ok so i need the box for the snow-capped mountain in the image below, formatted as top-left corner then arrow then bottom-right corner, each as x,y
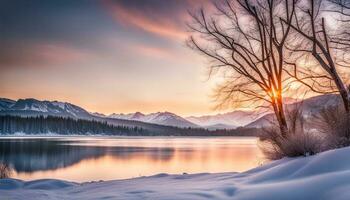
0,98 -> 92,119
187,110 -> 264,127
1,94 -> 340,130
0,98 -> 198,128
109,112 -> 198,128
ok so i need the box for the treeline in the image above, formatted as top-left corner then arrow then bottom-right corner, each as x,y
0,115 -> 258,136
0,115 -> 145,135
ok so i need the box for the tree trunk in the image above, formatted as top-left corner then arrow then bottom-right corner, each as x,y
272,97 -> 289,138
331,71 -> 350,113
277,98 -> 289,138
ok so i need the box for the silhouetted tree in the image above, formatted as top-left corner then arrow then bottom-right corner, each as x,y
188,0 -> 297,137
283,0 -> 350,113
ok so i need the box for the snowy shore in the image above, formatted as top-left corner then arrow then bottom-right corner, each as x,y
2,146 -> 350,200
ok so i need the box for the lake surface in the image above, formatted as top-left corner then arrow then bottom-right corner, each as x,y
0,136 -> 263,182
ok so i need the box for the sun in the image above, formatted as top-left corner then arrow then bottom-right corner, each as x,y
268,88 -> 280,99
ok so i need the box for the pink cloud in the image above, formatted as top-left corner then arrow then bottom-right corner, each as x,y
103,1 -> 189,40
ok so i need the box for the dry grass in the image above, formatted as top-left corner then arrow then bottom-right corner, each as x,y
259,104 -> 350,160
259,105 -> 324,160
0,163 -> 12,179
260,130 -> 324,160
316,106 -> 350,148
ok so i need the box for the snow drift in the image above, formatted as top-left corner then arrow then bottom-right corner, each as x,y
2,146 -> 350,200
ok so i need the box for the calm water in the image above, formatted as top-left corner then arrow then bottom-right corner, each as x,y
0,136 -> 263,182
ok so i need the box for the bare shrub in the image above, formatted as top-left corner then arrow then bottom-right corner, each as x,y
316,106 -> 350,148
0,163 -> 12,179
259,106 -> 324,160
260,130 -> 324,160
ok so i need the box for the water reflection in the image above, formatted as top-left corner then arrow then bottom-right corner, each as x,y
0,139 -> 175,172
0,137 -> 262,182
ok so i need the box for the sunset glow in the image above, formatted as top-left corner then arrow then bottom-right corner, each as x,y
2,1 -> 350,199
0,0 -> 218,116
0,0 -> 321,116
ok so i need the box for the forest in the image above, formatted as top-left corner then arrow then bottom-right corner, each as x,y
0,115 -> 256,136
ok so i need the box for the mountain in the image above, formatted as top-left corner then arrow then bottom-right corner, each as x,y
185,98 -> 299,128
245,114 -> 275,128
245,94 -> 342,128
1,94 -> 339,132
0,98 -> 199,132
0,98 -> 92,119
109,112 -> 198,128
187,110 -> 264,127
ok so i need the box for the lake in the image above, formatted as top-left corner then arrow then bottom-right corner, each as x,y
0,136 -> 263,182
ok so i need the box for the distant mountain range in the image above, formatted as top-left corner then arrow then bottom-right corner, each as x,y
0,98 -> 200,128
186,110 -> 264,128
245,94 -> 342,128
108,112 -> 198,128
0,98 -> 201,135
0,94 -> 341,131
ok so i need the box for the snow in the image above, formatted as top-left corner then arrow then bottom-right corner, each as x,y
109,113 -> 135,120
109,112 -> 179,122
141,112 -> 184,123
22,104 -> 49,112
2,146 -> 350,199
51,102 -> 66,110
64,105 -> 78,117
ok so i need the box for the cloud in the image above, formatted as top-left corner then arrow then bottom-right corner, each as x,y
0,41 -> 95,68
103,0 -> 190,40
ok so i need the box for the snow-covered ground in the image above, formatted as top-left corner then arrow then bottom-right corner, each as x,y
2,146 -> 350,200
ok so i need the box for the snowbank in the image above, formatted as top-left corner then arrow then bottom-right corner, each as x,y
2,146 -> 350,200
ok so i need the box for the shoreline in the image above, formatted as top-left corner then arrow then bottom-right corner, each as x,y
2,147 -> 350,200
0,134 -> 258,138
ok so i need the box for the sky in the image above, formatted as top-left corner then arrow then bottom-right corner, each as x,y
0,0 -> 226,116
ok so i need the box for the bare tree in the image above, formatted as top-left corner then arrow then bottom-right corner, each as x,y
282,0 -> 350,113
188,0 -> 296,137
